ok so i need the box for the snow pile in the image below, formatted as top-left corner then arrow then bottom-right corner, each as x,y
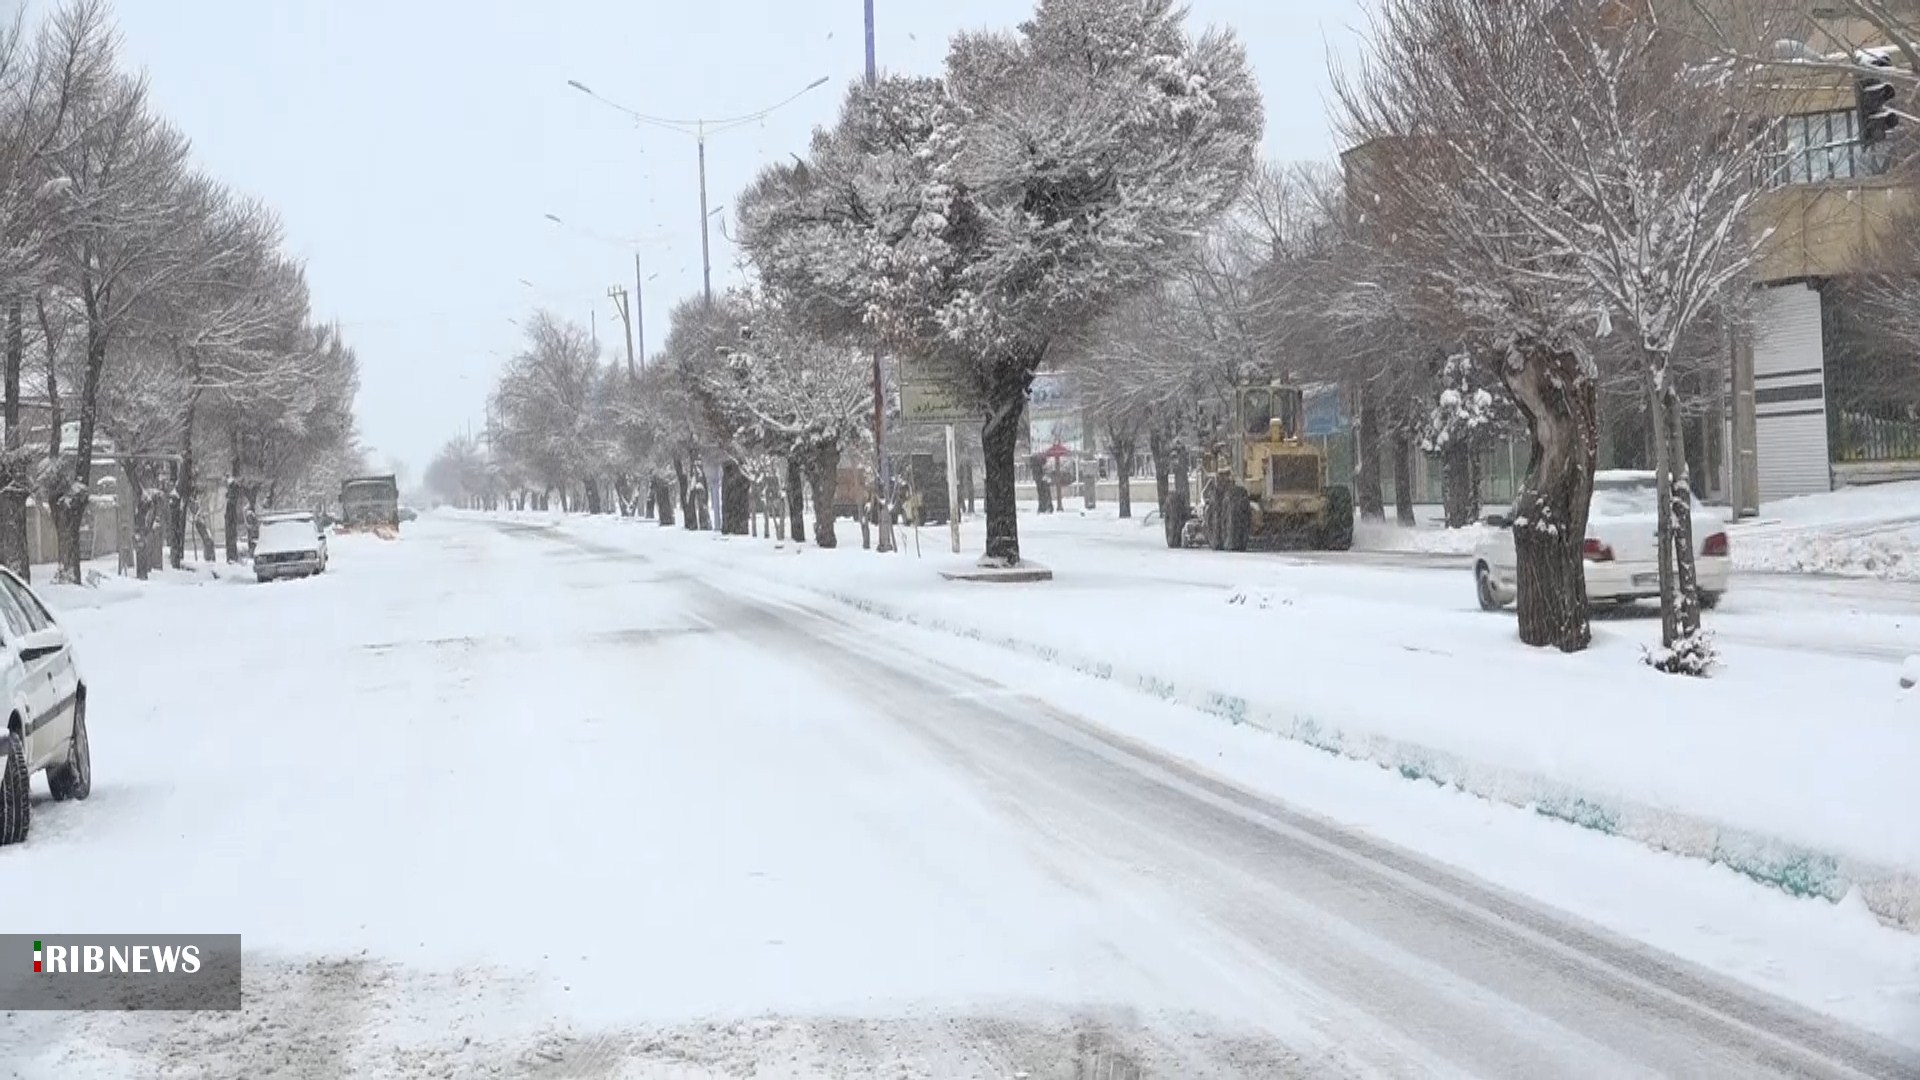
1736,481 -> 1920,580
1355,518 -> 1494,555
1736,525 -> 1920,580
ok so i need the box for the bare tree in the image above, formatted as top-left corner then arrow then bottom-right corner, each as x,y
41,31 -> 193,581
1336,0 -> 1607,652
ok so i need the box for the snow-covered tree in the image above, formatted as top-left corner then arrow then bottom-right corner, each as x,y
741,0 -> 1262,567
1337,0 -> 1610,653
488,312 -> 603,511
696,291 -> 871,547
1416,352 -> 1516,529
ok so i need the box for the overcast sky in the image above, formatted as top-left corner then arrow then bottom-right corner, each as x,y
108,0 -> 1367,475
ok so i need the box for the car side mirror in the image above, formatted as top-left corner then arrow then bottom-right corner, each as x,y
18,627 -> 65,662
1483,513 -> 1510,529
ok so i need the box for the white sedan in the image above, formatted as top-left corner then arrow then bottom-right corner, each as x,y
255,511 -> 330,582
0,566 -> 89,845
1474,470 -> 1731,612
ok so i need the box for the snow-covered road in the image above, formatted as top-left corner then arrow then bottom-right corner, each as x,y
3,515 -> 1914,1078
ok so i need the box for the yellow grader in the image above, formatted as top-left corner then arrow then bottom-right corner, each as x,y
1163,383 -> 1353,552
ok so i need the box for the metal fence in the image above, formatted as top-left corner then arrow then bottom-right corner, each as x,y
1831,410 -> 1920,463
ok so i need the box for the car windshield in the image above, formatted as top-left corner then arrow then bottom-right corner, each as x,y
1591,478 -> 1712,519
1590,480 -> 1659,518
256,520 -> 317,552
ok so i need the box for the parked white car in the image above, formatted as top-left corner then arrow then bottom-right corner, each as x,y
1473,469 -> 1731,612
255,511 -> 329,582
0,567 -> 89,845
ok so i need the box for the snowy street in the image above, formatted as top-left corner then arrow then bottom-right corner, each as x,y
5,515 -> 1916,1078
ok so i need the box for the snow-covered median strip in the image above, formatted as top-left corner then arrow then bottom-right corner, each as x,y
796,583 -> 1919,931
1732,480 -> 1920,580
549,513 -> 1920,933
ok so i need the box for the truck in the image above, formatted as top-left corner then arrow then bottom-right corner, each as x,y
339,475 -> 401,532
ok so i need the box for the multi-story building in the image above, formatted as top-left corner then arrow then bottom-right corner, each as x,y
1735,9 -> 1920,508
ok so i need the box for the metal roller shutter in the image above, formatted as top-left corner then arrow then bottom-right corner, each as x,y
1752,283 -> 1831,501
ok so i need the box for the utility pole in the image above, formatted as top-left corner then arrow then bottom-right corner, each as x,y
698,126 -> 713,307
607,285 -> 635,377
634,252 -> 647,370
866,0 -> 896,553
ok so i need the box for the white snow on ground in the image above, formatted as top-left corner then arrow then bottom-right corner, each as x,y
1,519 -> 1345,1077
1734,480 -> 1920,580
10,510 -> 1920,1073
557,509 -> 1920,921
536,510 -> 1920,1049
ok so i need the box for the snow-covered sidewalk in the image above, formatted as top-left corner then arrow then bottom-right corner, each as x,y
1730,480 -> 1920,581
554,508 -> 1920,931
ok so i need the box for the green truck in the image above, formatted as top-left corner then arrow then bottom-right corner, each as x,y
339,474 -> 401,531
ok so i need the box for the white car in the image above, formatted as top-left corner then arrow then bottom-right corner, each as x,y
255,511 -> 329,582
1474,469 -> 1731,612
0,567 -> 89,845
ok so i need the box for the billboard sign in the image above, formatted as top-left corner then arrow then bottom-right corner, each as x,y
1028,372 -> 1084,455
900,379 -> 975,426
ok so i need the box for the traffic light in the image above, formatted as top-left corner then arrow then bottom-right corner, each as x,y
1857,53 -> 1900,145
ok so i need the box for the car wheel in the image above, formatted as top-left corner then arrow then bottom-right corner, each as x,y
1475,562 -> 1505,612
0,728 -> 28,845
1699,591 -> 1722,610
47,695 -> 89,802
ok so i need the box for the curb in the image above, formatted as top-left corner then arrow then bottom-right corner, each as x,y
586,520 -> 1920,932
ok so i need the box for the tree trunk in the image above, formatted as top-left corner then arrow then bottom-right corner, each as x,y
1354,382 -> 1386,521
1111,432 -> 1137,519
721,461 -> 750,535
785,455 -> 807,545
1148,421 -> 1172,514
1029,454 -> 1052,513
224,475 -> 241,563
57,328 -> 108,585
672,456 -> 695,530
808,445 -> 840,549
1172,442 -> 1191,506
982,388 -> 1029,566
169,392 -> 197,569
654,476 -> 676,526
1648,364 -> 1704,666
0,302 -> 26,579
1441,440 -> 1475,529
1504,341 -> 1598,652
1391,408 -> 1416,528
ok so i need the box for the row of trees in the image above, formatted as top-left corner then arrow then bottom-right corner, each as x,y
0,0 -> 362,582
446,0 -> 1913,676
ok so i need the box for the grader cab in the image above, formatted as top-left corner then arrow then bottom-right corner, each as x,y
1163,383 -> 1353,552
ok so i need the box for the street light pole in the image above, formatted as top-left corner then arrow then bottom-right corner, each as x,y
635,253 -> 647,369
865,0 -> 896,553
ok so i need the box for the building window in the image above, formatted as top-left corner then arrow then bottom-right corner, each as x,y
1778,109 -> 1890,185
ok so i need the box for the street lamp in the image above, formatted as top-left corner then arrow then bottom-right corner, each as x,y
567,75 -> 830,306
